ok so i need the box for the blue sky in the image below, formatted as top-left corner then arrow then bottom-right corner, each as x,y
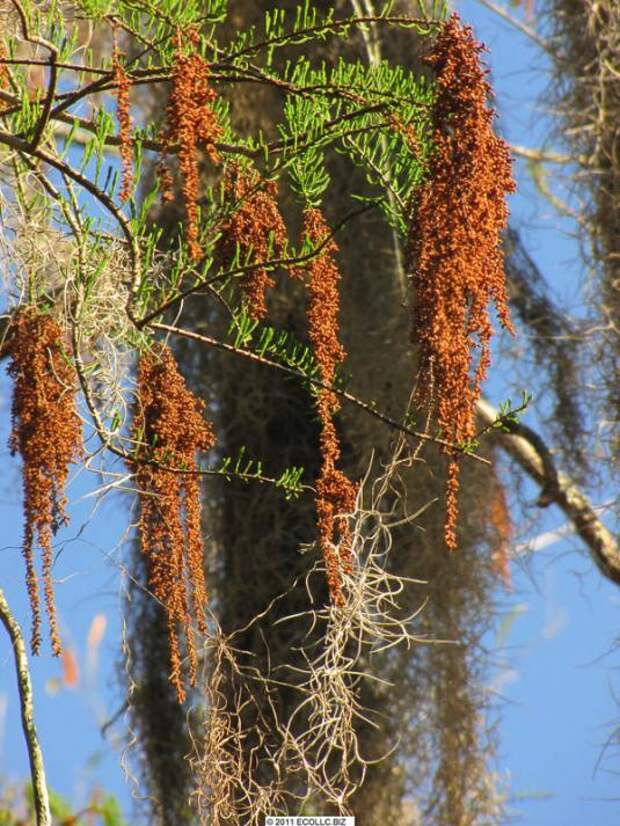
460,1 -> 620,822
1,2 -> 619,823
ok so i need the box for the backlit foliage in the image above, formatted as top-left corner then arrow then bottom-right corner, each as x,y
0,0 -> 509,693
408,14 -> 515,549
0,0 -> 509,698
130,345 -> 215,702
0,1 -> 522,821
7,309 -> 83,656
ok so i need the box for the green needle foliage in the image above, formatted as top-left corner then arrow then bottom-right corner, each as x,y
0,2 -> 522,825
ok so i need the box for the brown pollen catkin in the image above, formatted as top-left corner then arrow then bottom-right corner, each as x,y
7,309 -> 83,656
130,344 -> 215,702
408,14 -> 515,549
218,165 -> 287,321
112,42 -> 134,202
160,29 -> 222,261
298,208 -> 357,604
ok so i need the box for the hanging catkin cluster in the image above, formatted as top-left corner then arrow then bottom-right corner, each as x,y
131,345 -> 215,702
408,14 -> 515,549
218,164 -> 287,320
7,309 -> 83,656
160,29 -> 222,261
299,208 -> 357,604
112,42 -> 133,202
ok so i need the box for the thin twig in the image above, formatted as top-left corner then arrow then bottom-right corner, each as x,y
152,321 -> 491,465
224,14 -> 441,62
476,397 -> 620,584
474,0 -> 553,54
8,0 -> 59,151
136,205 -> 374,328
510,143 -> 588,166
0,587 -> 51,826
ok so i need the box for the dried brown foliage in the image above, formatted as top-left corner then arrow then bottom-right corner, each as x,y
7,308 -> 83,656
488,477 -> 512,590
389,113 -> 421,157
408,14 -> 515,549
298,208 -> 357,604
218,165 -> 287,320
0,42 -> 9,95
112,42 -> 134,202
160,29 -> 222,261
130,344 -> 216,702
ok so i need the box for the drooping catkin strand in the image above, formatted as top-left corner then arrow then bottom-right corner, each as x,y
112,43 -> 134,202
218,165 -> 287,321
297,208 -> 357,604
488,476 -> 512,590
160,28 -> 222,261
408,14 -> 515,549
130,344 -> 215,702
0,41 -> 9,95
7,308 -> 83,656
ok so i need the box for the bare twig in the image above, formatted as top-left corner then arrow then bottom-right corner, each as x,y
0,587 -> 51,826
224,13 -> 440,62
476,397 -> 620,584
8,0 -> 59,151
474,0 -> 553,53
510,143 -> 588,166
152,321 -> 491,465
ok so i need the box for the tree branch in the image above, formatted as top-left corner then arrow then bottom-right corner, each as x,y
152,321 -> 491,465
476,397 -> 620,584
510,143 -> 589,166
0,588 -> 51,826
